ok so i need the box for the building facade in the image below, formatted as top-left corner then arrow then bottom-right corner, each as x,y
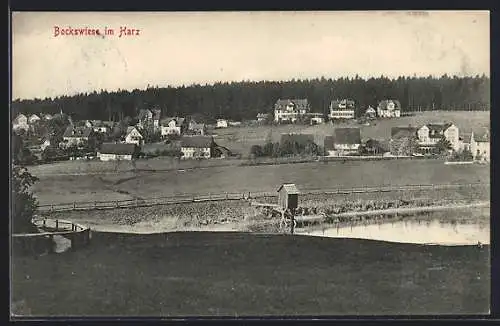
417,123 -> 460,152
470,130 -> 490,161
180,136 -> 215,159
274,99 -> 311,123
97,143 -> 137,161
125,126 -> 144,146
377,100 -> 401,118
328,99 -> 356,120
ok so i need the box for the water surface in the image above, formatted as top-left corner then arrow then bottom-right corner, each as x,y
297,219 -> 490,246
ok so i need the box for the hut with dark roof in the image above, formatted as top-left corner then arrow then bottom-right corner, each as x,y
277,183 -> 300,212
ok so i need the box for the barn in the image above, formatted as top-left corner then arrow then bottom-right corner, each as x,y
97,143 -> 138,161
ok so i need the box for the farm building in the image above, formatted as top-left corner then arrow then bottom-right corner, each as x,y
390,126 -> 418,156
186,122 -> 207,136
97,143 -> 138,161
216,119 -> 228,128
324,128 -> 361,156
377,100 -> 401,118
12,113 -> 29,132
417,123 -> 460,153
470,128 -> 490,162
277,183 -> 300,212
309,112 -> 325,125
364,106 -> 377,119
180,136 -> 215,159
161,117 -> 187,136
328,99 -> 356,120
62,126 -> 94,147
274,99 -> 311,123
125,126 -> 144,146
28,114 -> 41,124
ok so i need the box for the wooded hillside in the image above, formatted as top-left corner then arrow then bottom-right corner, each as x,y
12,75 -> 490,122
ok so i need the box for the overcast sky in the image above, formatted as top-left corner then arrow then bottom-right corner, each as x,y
12,11 -> 489,100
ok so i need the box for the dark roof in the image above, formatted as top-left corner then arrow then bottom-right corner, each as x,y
425,123 -> 454,139
378,99 -> 402,110
161,117 -> 185,126
324,135 -> 336,150
277,183 -> 300,194
280,133 -> 315,146
126,126 -> 142,136
330,99 -> 356,109
334,128 -> 361,145
63,126 -> 93,138
391,126 -> 417,139
274,99 -> 310,111
99,143 -> 137,155
180,136 -> 214,148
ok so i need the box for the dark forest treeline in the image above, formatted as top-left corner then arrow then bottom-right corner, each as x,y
12,75 -> 490,122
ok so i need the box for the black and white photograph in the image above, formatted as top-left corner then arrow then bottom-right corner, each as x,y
10,11 -> 490,317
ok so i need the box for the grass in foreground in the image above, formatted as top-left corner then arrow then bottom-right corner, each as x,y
12,232 -> 490,316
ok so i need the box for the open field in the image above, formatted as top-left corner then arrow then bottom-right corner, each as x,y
11,232 -> 490,316
32,159 -> 489,205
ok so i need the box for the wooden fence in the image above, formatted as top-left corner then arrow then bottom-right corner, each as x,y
12,218 -> 91,256
36,182 -> 489,213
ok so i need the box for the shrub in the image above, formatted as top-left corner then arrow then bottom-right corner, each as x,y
12,166 -> 39,233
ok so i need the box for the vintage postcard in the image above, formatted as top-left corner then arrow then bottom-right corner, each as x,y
10,11 -> 490,317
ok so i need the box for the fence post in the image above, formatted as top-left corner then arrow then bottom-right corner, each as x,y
55,220 -> 59,231
226,192 -> 228,200
43,219 -> 46,228
115,201 -> 119,208
73,202 -> 76,210
94,201 -> 97,209
136,198 -> 139,207
50,204 -> 54,212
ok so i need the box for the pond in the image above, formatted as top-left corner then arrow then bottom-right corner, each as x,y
296,219 -> 490,246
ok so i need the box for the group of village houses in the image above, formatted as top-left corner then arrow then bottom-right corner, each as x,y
263,98 -> 489,161
12,109 -> 226,161
12,97 -> 490,162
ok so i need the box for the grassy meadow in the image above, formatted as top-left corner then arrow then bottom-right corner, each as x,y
31,159 -> 489,205
11,232 -> 490,316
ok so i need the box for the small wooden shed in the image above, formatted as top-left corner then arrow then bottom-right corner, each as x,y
277,183 -> 300,212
